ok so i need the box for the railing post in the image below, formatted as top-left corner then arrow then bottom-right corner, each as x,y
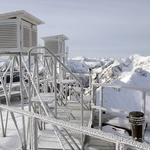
35,54 -> 40,93
30,117 -> 38,150
141,91 -> 146,114
0,109 -> 5,137
99,86 -> 103,129
92,85 -> 97,105
89,68 -> 92,95
54,58 -> 57,118
115,142 -> 119,150
19,54 -> 26,150
117,143 -> 124,150
43,56 -> 48,93
81,85 -> 84,149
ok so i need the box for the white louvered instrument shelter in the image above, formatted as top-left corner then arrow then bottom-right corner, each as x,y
41,34 -> 69,57
0,10 -> 44,53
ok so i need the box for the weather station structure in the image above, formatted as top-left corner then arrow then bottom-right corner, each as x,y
0,10 -> 44,53
0,10 -> 44,106
42,34 -> 69,56
0,10 -> 45,150
0,10 -> 90,150
0,10 -> 149,150
41,34 -> 69,81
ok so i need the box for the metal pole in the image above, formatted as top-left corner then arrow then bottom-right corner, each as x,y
89,68 -> 92,95
43,57 -> 48,92
8,56 -> 15,102
116,143 -> 124,150
92,85 -> 97,105
63,128 -> 80,150
32,56 -> 37,96
3,56 -> 15,136
4,111 -> 9,136
54,58 -> 57,118
35,55 -> 40,93
0,74 -> 23,147
27,53 -> 32,149
80,85 -> 84,149
141,90 -> 146,141
141,91 -> 146,114
22,57 -> 48,116
99,86 -> 103,129
19,54 -> 26,150
31,117 -> 38,150
0,109 -> 5,137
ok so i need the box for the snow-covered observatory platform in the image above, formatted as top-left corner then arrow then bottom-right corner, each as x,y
0,10 -> 149,150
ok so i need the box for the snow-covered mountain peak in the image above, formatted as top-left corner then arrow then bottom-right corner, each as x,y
68,53 -> 150,86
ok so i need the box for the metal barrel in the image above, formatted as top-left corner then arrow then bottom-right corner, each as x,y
129,111 -> 145,142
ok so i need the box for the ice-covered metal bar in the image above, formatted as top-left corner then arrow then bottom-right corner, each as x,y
0,104 -> 149,150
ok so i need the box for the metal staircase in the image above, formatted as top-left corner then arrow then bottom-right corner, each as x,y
25,46 -> 87,149
0,47 -> 91,150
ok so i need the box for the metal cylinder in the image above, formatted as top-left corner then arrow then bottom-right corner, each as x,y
129,111 -> 144,142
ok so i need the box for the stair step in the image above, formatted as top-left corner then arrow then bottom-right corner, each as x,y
38,127 -> 82,150
61,79 -> 77,84
38,148 -> 62,150
72,87 -> 81,93
67,101 -> 81,109
38,130 -> 62,149
85,137 -> 115,150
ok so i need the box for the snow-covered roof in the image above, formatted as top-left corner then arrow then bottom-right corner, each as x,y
0,10 -> 44,25
41,34 -> 69,41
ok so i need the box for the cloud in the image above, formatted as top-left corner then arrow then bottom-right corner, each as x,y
1,0 -> 150,58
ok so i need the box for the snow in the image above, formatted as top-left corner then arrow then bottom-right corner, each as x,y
69,54 -> 150,141
1,54 -> 150,149
68,59 -> 89,73
0,110 -> 24,150
83,54 -> 150,138
102,125 -> 130,137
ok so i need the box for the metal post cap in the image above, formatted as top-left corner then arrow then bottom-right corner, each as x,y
129,111 -> 144,118
129,111 -> 144,125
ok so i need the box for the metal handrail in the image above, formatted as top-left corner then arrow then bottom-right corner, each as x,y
93,83 -> 150,92
22,56 -> 76,149
92,83 -> 150,129
0,104 -> 149,150
27,46 -> 84,148
28,46 -> 84,126
28,47 -> 82,86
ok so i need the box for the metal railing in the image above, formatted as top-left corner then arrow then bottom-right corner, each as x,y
27,47 -> 84,148
0,49 -> 85,149
0,104 -> 150,150
0,58 -> 150,149
28,46 -> 84,126
92,83 -> 150,130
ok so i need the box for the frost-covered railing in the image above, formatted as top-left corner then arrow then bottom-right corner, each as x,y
28,46 -> 84,125
92,83 -> 150,129
27,46 -> 84,147
0,104 -> 150,150
71,67 -> 93,85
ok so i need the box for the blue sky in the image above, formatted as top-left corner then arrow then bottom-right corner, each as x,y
0,0 -> 150,59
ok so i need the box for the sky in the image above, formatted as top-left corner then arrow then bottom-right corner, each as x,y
0,0 -> 150,59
